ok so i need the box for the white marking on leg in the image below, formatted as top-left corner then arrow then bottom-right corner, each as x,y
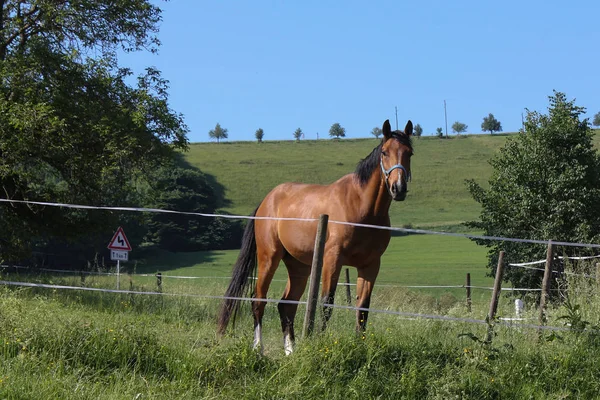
253,324 -> 263,354
283,332 -> 294,356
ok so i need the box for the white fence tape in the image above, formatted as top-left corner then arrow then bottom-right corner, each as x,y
0,279 -> 574,332
2,198 -> 600,248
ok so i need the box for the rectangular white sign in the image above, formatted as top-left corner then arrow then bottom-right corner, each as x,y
110,250 -> 129,262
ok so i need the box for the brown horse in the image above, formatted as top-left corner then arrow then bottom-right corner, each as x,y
217,119 -> 413,355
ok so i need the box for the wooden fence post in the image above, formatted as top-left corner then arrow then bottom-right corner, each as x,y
156,272 -> 162,293
303,214 -> 329,338
466,273 -> 472,313
345,268 -> 352,306
538,240 -> 554,329
486,251 -> 505,343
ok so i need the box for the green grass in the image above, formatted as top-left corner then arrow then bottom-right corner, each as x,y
2,269 -> 600,399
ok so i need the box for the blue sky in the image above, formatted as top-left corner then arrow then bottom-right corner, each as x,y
119,0 -> 599,142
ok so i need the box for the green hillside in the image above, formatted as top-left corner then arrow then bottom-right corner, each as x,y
183,131 -> 600,231
183,134 -> 505,230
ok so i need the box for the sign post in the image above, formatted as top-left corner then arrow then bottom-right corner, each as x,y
107,227 -> 132,290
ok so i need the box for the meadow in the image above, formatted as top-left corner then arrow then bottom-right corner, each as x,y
3,131 -> 600,398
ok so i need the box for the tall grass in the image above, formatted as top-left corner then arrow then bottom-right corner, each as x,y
2,264 -> 600,399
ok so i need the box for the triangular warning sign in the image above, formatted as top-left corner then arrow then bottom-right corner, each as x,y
107,226 -> 132,251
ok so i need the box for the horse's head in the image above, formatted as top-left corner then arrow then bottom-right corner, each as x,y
380,119 -> 413,201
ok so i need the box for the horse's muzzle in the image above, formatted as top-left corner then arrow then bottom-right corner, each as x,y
391,182 -> 407,201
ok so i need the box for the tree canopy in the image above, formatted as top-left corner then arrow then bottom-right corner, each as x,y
414,124 -> 423,137
452,121 -> 468,134
255,128 -> 264,143
593,112 -> 600,127
293,128 -> 303,141
0,1 -> 189,263
209,123 -> 228,143
329,122 -> 345,139
466,91 -> 600,289
371,126 -> 382,139
481,113 -> 502,134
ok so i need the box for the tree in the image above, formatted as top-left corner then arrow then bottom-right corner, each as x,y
371,126 -> 382,139
255,128 -> 264,143
293,128 -> 303,141
436,127 -> 444,138
329,122 -> 346,139
209,123 -> 228,143
414,124 -> 423,137
0,0 -> 189,263
452,121 -> 468,134
481,113 -> 502,134
593,112 -> 600,127
146,166 -> 243,252
466,91 -> 600,289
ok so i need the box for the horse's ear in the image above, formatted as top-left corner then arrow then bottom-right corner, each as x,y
382,119 -> 392,140
404,120 -> 413,136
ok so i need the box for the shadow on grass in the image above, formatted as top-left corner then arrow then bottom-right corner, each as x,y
126,247 -> 223,275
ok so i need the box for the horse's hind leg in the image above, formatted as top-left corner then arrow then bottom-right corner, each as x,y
278,255 -> 310,355
253,244 -> 284,354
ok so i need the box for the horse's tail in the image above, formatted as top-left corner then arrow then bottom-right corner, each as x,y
217,207 -> 259,336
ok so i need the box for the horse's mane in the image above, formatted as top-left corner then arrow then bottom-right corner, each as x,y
355,132 -> 413,186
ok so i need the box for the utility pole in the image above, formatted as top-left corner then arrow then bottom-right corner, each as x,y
521,112 -> 525,132
395,106 -> 398,130
444,100 -> 448,138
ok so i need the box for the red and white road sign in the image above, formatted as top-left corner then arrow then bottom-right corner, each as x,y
107,226 -> 132,251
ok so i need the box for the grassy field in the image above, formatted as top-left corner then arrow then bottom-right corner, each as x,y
184,131 -> 600,230
3,132 -> 600,398
1,268 -> 600,399
183,134 -> 508,230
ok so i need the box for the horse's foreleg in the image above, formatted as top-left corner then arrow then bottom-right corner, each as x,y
356,261 -> 380,333
320,255 -> 342,331
279,256 -> 310,355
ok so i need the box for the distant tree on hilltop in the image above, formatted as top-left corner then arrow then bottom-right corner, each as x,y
481,113 -> 502,134
371,126 -> 382,139
329,123 -> 346,139
414,124 -> 423,137
255,128 -> 264,143
294,128 -> 303,141
209,123 -> 228,143
436,127 -> 443,138
593,112 -> 600,127
452,121 -> 468,134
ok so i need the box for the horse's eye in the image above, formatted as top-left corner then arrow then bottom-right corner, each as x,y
382,151 -> 387,157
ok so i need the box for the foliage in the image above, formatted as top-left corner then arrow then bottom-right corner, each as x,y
452,121 -> 468,134
593,111 -> 600,127
255,128 -> 264,143
481,113 -> 502,134
371,126 -> 382,139
436,127 -> 444,138
414,123 -> 423,137
0,0 -> 188,263
293,127 -> 303,141
329,122 -> 346,138
466,91 -> 600,288
145,166 -> 243,252
209,123 -> 228,143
